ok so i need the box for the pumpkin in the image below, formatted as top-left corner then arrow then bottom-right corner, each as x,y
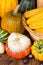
31,40 -> 43,61
5,33 -> 31,59
0,0 -> 18,17
0,29 -> 9,43
19,0 -> 35,13
1,12 -> 25,33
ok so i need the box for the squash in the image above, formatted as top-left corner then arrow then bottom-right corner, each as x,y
0,42 -> 5,54
24,7 -> 43,18
1,12 -> 25,33
19,0 -> 35,13
0,0 -> 18,17
5,33 -> 31,59
26,12 -> 43,29
0,29 -> 9,43
31,40 -> 43,61
35,28 -> 43,34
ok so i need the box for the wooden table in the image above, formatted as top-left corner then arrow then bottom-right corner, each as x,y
0,53 -> 40,65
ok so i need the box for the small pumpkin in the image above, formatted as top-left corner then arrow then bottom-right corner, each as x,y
1,11 -> 25,33
0,0 -> 18,17
31,40 -> 43,61
5,33 -> 31,58
19,0 -> 35,13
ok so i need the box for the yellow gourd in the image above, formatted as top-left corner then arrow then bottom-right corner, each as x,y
31,40 -> 43,61
0,0 -> 18,17
24,7 -> 43,18
35,28 -> 43,34
26,12 -> 43,29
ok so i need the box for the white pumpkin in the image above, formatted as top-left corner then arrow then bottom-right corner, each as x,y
8,33 -> 31,53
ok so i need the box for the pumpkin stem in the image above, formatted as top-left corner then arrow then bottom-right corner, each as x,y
13,4 -> 20,14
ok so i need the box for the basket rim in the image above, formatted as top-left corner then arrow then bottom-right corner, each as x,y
22,14 -> 43,40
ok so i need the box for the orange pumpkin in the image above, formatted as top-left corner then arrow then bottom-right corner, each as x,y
1,12 -> 25,33
0,0 -> 18,17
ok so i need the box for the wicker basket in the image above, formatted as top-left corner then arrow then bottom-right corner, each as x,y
22,15 -> 43,41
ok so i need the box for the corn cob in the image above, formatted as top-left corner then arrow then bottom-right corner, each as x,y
24,7 -> 43,18
26,12 -> 43,29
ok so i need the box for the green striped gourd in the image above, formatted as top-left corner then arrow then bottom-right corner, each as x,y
0,29 -> 9,43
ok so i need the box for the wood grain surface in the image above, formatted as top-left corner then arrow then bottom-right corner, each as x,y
0,53 -> 40,65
